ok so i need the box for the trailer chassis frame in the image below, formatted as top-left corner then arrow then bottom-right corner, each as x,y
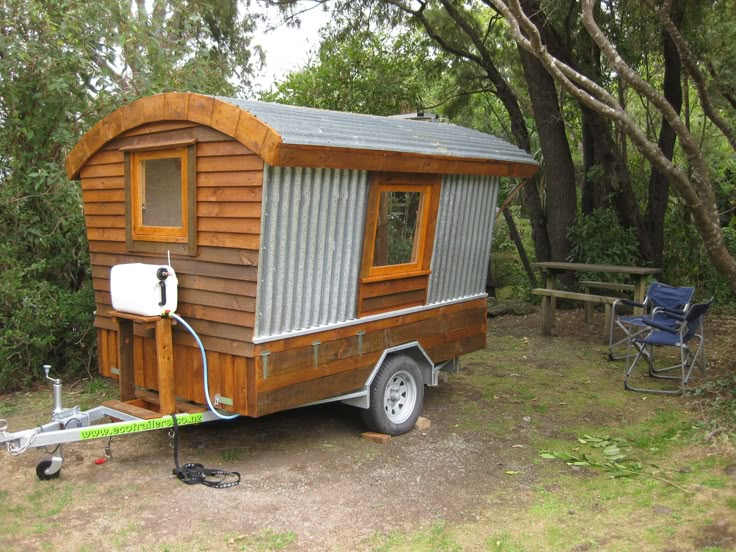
0,366 -> 221,479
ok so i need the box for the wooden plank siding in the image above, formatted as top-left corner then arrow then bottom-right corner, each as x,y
96,328 -> 251,413
357,274 -> 430,316
81,121 -> 263,412
252,297 -> 487,416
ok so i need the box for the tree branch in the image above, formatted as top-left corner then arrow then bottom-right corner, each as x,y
489,0 -> 703,209
578,0 -> 717,209
643,0 -> 736,152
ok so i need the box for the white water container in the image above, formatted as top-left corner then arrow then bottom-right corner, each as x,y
110,263 -> 178,316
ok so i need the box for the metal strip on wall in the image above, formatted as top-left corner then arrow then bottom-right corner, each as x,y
427,174 -> 500,304
255,165 -> 368,339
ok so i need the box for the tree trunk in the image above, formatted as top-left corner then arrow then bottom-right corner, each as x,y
581,107 -> 610,213
482,61 -> 551,263
518,47 -> 577,262
646,0 -> 685,268
490,0 -> 736,293
584,109 -> 656,261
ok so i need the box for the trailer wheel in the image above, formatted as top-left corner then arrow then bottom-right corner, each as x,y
36,460 -> 60,481
362,354 -> 424,436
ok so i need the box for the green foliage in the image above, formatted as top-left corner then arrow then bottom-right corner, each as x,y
540,434 -> 637,475
0,0 -> 258,391
0,267 -> 95,390
663,206 -> 736,304
260,26 -> 443,115
540,434 -> 692,492
567,209 -> 642,282
491,207 -> 535,300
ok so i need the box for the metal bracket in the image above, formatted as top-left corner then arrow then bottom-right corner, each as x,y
110,366 -> 120,376
44,449 -> 64,477
260,350 -> 271,379
357,331 -> 365,356
215,394 -> 233,407
312,341 -> 320,368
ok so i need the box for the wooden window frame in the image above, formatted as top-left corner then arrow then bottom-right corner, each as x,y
360,173 -> 441,283
125,146 -> 197,256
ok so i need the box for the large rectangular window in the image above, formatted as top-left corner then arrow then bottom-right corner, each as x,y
125,146 -> 196,255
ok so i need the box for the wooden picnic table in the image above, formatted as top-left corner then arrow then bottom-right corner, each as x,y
531,262 -> 661,336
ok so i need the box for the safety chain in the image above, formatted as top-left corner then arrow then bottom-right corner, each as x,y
6,426 -> 40,456
170,414 -> 240,489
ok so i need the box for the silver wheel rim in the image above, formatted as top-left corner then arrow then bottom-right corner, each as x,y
382,369 -> 417,425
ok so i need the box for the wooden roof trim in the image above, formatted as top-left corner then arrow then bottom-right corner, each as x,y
66,92 -> 282,179
271,143 -> 538,178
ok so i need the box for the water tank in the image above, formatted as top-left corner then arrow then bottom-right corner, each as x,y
110,263 -> 178,316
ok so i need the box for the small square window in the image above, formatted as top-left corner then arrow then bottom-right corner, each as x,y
140,156 -> 183,228
360,174 -> 440,280
125,146 -> 196,255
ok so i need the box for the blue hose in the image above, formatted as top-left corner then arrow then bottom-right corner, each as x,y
169,313 -> 239,420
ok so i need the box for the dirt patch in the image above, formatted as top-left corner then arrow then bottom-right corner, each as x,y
1,306 -> 734,551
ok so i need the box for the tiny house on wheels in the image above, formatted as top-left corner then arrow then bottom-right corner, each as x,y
68,92 -> 537,435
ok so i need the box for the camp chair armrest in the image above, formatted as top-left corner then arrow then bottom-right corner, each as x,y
643,318 -> 682,333
651,306 -> 686,320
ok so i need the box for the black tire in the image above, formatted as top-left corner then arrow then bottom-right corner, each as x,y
361,354 -> 424,436
36,460 -> 60,481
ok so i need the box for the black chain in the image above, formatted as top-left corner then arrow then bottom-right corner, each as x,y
170,414 -> 240,489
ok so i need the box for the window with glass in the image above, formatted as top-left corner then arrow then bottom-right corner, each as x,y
361,175 -> 440,280
373,189 -> 422,268
126,146 -> 196,254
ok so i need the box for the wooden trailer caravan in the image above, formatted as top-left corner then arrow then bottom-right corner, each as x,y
67,92 -> 537,434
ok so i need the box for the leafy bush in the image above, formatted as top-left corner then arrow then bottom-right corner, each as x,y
663,207 -> 736,305
490,207 -> 535,299
0,172 -> 96,391
0,269 -> 95,390
567,209 -> 642,282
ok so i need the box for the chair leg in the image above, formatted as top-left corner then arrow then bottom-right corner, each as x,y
624,344 -> 646,391
609,323 -> 651,362
624,343 -> 685,396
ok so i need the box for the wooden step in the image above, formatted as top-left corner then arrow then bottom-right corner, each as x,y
102,399 -> 162,420
135,389 -> 207,414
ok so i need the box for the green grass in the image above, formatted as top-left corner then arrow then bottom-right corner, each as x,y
225,529 -> 297,551
369,521 -> 462,552
221,447 -> 246,461
110,523 -> 141,549
378,329 -> 736,552
2,315 -> 734,552
484,532 -> 528,552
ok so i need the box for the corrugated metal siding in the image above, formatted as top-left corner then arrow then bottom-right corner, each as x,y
428,175 -> 500,304
217,97 -> 536,167
255,165 -> 368,338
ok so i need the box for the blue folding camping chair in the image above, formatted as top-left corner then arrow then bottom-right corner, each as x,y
608,282 -> 694,361
623,298 -> 712,395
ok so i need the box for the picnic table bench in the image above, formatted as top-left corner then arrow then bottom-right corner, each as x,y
531,262 -> 661,336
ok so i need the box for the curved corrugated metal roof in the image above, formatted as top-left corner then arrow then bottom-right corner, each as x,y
66,93 -> 538,179
217,97 -> 537,167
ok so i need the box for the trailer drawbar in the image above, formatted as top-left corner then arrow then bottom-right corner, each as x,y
0,312 -> 240,487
